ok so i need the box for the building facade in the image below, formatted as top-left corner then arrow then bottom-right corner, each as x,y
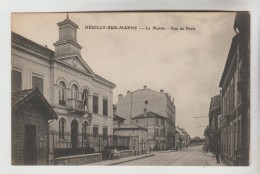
115,86 -> 176,149
131,111 -> 167,150
114,124 -> 149,154
12,88 -> 58,165
11,16 -> 116,153
176,126 -> 190,149
208,94 -> 221,153
219,12 -> 250,166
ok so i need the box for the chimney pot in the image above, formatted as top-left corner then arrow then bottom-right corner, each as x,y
143,85 -> 147,89
160,89 -> 164,93
127,91 -> 130,94
118,94 -> 123,102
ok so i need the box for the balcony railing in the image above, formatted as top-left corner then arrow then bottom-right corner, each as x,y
67,99 -> 86,114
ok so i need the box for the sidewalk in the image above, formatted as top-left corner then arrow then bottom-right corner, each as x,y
85,153 -> 155,166
204,153 -> 226,166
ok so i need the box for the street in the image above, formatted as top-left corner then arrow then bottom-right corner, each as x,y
115,145 -> 225,166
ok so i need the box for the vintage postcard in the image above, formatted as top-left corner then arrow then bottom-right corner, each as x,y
11,11 -> 250,166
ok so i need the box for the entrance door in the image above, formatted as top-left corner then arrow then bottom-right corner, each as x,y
71,120 -> 78,149
24,124 -> 37,165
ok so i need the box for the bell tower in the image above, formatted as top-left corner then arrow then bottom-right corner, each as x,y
53,14 -> 82,59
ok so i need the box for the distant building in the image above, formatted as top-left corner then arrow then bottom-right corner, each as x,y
176,126 -> 190,149
219,12 -> 250,166
113,123 -> 149,154
208,94 -> 221,153
131,110 -> 167,150
113,115 -> 126,128
116,86 -> 176,149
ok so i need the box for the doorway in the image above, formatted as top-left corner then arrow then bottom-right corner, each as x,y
71,120 -> 78,149
24,124 -> 37,165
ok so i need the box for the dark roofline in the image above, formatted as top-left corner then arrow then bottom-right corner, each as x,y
12,32 -> 54,59
114,123 -> 147,131
219,34 -> 239,88
113,114 -> 126,121
131,111 -> 166,120
12,87 -> 58,120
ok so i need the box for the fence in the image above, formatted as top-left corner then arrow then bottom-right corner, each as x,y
50,131 -> 134,157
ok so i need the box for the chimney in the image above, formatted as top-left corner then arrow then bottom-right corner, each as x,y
144,108 -> 147,117
143,85 -> 147,89
169,95 -> 171,100
118,94 -> 123,102
127,91 -> 130,94
160,89 -> 164,93
172,98 -> 174,104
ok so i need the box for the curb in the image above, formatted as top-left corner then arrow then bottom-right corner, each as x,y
109,154 -> 155,165
155,150 -> 176,153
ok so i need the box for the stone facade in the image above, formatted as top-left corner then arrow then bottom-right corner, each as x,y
114,124 -> 149,154
219,12 -> 250,166
116,86 -> 176,150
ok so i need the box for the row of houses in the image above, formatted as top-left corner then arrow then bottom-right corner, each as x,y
204,12 -> 250,166
11,15 -> 190,165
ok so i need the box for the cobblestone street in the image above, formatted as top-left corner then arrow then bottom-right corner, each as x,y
115,145 -> 225,166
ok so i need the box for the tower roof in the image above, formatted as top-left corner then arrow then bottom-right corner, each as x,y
57,14 -> 79,28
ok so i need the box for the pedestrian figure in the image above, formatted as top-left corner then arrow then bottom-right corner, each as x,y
215,146 -> 221,164
113,148 -> 119,160
202,145 -> 206,155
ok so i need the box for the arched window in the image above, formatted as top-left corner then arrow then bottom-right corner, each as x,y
71,84 -> 79,100
59,118 -> 66,139
59,81 -> 66,106
82,121 -> 88,140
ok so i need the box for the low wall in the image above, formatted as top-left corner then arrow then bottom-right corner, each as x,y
119,150 -> 134,158
55,153 -> 102,165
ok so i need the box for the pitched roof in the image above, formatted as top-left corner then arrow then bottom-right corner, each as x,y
114,123 -> 147,130
209,94 -> 221,113
12,87 -> 58,120
131,111 -> 166,120
113,114 -> 126,121
12,32 -> 54,59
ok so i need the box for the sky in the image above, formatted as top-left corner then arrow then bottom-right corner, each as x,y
12,12 -> 236,138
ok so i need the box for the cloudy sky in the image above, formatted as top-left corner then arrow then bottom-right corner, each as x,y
12,12 -> 236,138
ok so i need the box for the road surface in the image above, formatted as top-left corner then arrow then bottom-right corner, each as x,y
116,145 -> 225,166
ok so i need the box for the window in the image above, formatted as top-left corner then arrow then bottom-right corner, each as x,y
32,74 -> 43,94
145,100 -> 148,104
155,128 -> 159,136
59,118 -> 66,139
93,95 -> 99,114
103,98 -> 108,116
103,127 -> 108,136
82,121 -> 88,140
71,84 -> 79,100
93,126 -> 99,136
161,119 -> 165,126
136,120 -> 138,123
161,129 -> 165,136
59,81 -> 66,106
12,69 -> 22,92
156,118 -> 159,125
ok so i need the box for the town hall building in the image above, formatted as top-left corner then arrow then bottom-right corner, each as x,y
11,15 -> 116,160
